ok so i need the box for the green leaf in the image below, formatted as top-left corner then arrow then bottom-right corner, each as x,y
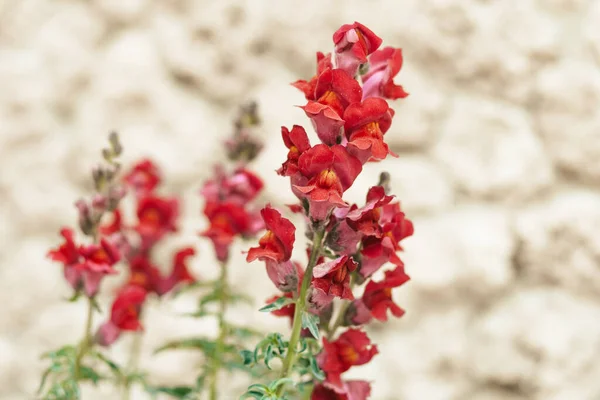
264,344 -> 274,369
240,350 -> 255,365
37,367 -> 52,394
227,293 -> 254,305
301,312 -> 320,340
171,280 -> 215,297
42,345 -> 77,360
91,351 -> 122,377
268,377 -> 295,391
65,291 -> 81,303
155,338 -> 216,355
240,390 -> 265,400
259,296 -> 293,313
90,298 -> 102,313
228,325 -> 262,338
148,386 -> 194,398
79,365 -> 103,384
246,383 -> 269,394
309,356 -> 325,381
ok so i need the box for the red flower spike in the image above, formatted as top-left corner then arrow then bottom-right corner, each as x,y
312,256 -> 357,300
292,52 -> 333,100
344,98 -> 395,164
136,195 -> 179,246
96,285 -> 147,346
295,145 -> 362,221
301,102 -> 345,146
333,22 -> 382,77
362,47 -> 408,100
278,125 -> 311,177
346,186 -> 395,237
314,68 -> 363,118
246,205 -> 295,263
312,381 -> 372,400
123,159 -> 161,195
361,266 -> 409,322
317,328 -> 378,392
202,201 -> 262,262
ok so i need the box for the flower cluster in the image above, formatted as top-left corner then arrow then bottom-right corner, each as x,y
95,159 -> 197,346
245,21 -> 412,399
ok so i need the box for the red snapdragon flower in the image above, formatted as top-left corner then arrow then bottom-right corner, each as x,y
247,206 -> 300,291
160,247 -> 196,295
136,195 -> 179,246
278,125 -> 311,177
318,328 -> 378,392
202,201 -> 263,262
292,52 -> 333,100
302,68 -> 363,146
333,22 -> 382,77
127,255 -> 164,294
76,239 -> 121,297
201,167 -> 264,205
362,47 -> 408,100
301,102 -> 345,147
123,159 -> 161,195
294,145 -> 362,221
312,256 -> 358,300
99,209 -> 123,236
49,231 -> 121,298
312,381 -> 372,400
246,206 -> 295,263
127,247 -> 196,296
345,186 -> 394,237
96,285 -> 147,346
352,266 -> 409,324
359,203 -> 414,277
48,228 -> 81,290
344,98 -> 395,164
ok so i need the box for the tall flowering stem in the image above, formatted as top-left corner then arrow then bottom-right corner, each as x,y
40,133 -> 126,398
153,102 -> 266,399
242,22 -> 412,400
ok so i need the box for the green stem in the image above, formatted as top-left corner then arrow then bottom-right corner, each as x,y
122,332 -> 143,400
209,262 -> 229,400
276,228 -> 326,397
74,296 -> 94,380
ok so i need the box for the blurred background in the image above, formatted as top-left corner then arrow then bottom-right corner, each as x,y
1,0 -> 600,399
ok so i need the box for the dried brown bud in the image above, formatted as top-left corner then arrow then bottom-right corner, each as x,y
378,171 -> 391,194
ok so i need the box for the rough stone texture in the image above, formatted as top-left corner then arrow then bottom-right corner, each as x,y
514,191 -> 600,297
434,95 -> 555,202
2,0 -> 600,399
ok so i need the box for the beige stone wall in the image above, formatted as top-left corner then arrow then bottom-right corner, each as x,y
1,0 -> 600,399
